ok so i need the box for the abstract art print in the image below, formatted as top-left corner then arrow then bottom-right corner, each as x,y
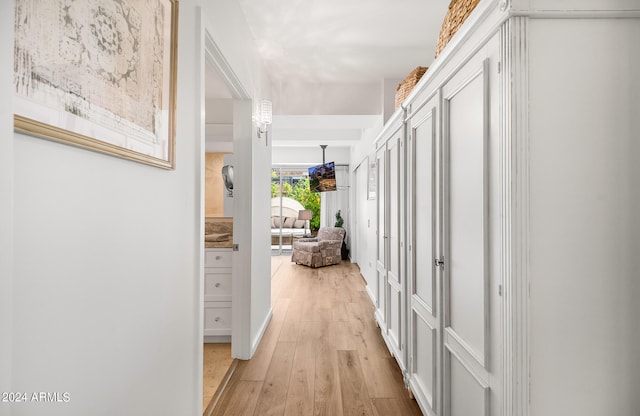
14,0 -> 178,168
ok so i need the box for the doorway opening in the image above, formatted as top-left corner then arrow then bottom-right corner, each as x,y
270,166 -> 319,255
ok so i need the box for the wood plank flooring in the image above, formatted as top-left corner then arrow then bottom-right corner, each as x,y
203,343 -> 233,410
211,257 -> 422,416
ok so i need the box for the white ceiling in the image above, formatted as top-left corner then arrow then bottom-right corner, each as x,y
205,0 -> 451,149
238,0 -> 450,84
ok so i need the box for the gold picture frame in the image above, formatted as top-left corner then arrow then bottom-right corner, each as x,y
13,0 -> 179,169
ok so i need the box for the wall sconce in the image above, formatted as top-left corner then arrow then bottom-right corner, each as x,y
257,99 -> 272,144
222,165 -> 234,197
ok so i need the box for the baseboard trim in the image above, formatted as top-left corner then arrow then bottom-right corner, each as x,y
251,308 -> 273,356
204,335 -> 231,344
365,285 -> 376,306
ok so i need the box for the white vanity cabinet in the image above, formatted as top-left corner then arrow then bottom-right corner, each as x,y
204,248 -> 232,341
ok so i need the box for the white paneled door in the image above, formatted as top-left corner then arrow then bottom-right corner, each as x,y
408,93 -> 440,416
442,56 -> 498,416
375,145 -> 387,331
407,36 -> 502,416
386,132 -> 403,362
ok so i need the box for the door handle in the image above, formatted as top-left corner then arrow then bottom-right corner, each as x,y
434,257 -> 445,268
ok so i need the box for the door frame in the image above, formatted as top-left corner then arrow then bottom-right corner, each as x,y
199,9 -> 252,359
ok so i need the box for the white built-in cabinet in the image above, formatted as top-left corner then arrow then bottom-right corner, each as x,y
376,35 -> 502,415
369,1 -> 640,416
204,248 -> 232,341
375,144 -> 386,332
375,117 -> 407,370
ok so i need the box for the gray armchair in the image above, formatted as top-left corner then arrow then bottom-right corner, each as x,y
291,227 -> 345,268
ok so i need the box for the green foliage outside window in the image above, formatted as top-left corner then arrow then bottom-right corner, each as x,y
271,171 -> 293,197
272,172 -> 321,231
292,176 -> 320,230
272,182 -> 292,197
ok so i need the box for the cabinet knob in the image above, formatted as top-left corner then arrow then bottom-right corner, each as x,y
215,256 -> 221,260
215,283 -> 221,288
214,317 -> 220,322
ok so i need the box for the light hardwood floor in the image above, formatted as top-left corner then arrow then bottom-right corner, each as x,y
203,343 -> 233,410
210,256 -> 422,416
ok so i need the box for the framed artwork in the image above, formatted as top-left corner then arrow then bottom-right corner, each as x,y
13,0 -> 179,169
367,155 -> 376,200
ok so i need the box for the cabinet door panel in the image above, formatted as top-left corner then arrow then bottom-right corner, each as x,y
445,67 -> 487,364
408,97 -> 441,416
388,284 -> 401,349
413,108 -> 436,312
386,134 -> 402,356
388,135 -> 401,287
447,352 -> 489,416
413,311 -> 436,409
375,146 -> 387,326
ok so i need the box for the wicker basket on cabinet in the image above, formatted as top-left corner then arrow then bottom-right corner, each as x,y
395,66 -> 428,109
435,0 -> 482,57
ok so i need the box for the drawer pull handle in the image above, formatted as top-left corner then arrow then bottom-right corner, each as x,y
214,317 -> 220,322
215,283 -> 221,287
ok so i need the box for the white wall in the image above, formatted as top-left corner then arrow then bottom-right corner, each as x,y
3,1 -> 274,414
272,145 -> 350,166
353,160 -> 377,293
0,1 -> 14,412
528,17 -> 640,416
349,118 -> 382,300
320,165 -> 350,240
200,0 -> 273,357
351,118 -> 384,169
6,1 -> 202,414
382,78 -> 402,124
201,1 -> 270,101
205,98 -> 234,124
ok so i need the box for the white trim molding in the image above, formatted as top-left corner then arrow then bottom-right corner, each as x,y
500,15 -> 530,416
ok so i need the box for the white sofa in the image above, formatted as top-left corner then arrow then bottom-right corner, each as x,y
271,197 -> 307,245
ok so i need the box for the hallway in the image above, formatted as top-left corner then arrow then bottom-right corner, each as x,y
209,257 -> 422,416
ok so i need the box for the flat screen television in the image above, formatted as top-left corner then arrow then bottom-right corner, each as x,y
308,161 -> 337,192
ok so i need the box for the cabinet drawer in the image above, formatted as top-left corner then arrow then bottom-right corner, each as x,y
204,270 -> 232,301
204,302 -> 232,335
204,250 -> 232,267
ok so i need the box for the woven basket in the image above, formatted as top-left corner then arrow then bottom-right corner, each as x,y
395,66 -> 428,108
435,0 -> 481,58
